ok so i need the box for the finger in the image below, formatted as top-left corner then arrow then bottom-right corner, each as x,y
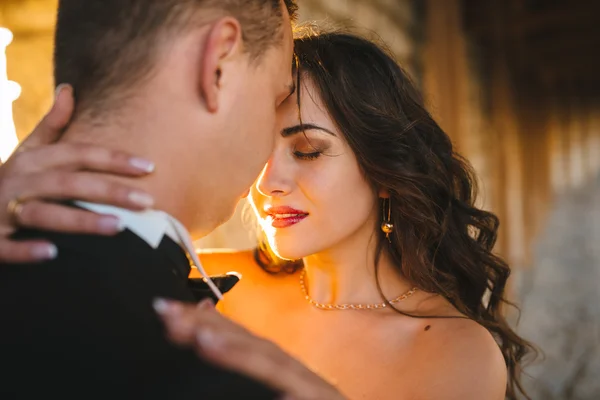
158,300 -> 251,348
155,302 -> 334,398
0,239 -> 58,263
155,301 -> 343,400
159,305 -> 310,394
14,172 -> 154,211
198,328 -> 316,397
13,142 -> 155,175
16,84 -> 74,150
16,201 -> 124,235
154,299 -> 214,345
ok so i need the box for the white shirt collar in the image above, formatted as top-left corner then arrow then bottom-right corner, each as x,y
75,201 -> 223,300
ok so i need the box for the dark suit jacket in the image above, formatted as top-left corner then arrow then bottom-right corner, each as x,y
0,227 -> 276,399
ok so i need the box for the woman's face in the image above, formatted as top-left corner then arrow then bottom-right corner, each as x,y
249,78 -> 380,260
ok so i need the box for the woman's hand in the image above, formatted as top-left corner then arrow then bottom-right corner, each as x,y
154,298 -> 348,400
0,84 -> 155,263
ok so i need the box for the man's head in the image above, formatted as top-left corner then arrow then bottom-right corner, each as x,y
54,0 -> 297,236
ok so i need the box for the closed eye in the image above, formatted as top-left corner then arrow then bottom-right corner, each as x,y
293,150 -> 321,160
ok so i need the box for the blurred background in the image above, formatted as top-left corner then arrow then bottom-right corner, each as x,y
1,0 -> 599,398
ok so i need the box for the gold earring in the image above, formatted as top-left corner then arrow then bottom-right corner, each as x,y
381,197 -> 394,241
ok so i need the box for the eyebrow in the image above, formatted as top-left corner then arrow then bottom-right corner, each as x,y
281,123 -> 336,137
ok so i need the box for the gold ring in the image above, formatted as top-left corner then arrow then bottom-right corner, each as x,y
6,197 -> 26,226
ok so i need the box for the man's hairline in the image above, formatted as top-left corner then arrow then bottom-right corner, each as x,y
158,8 -> 292,76
185,7 -> 289,54
74,9 -> 291,121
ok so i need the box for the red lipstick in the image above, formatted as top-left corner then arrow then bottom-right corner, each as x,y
265,206 -> 309,228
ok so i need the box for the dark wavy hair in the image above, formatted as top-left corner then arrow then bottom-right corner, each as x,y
253,29 -> 535,399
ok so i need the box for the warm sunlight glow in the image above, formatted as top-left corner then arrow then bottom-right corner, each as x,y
0,27 -> 21,162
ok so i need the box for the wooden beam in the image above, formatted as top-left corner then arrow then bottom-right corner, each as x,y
422,0 -> 470,151
519,33 -> 600,58
464,1 -> 600,41
514,1 -> 600,36
516,60 -> 600,84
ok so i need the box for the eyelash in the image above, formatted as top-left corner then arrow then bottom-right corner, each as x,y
293,150 -> 322,160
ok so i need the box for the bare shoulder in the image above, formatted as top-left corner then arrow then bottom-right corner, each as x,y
405,317 -> 507,400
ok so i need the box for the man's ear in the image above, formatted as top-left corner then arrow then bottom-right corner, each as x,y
199,17 -> 243,113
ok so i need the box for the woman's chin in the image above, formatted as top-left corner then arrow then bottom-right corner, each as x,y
270,240 -> 311,262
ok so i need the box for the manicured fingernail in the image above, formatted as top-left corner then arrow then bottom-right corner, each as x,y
128,191 -> 154,208
197,329 -> 222,350
54,83 -> 69,101
129,157 -> 155,173
97,215 -> 123,234
31,243 -> 58,260
153,298 -> 170,315
153,298 -> 183,316
198,298 -> 215,309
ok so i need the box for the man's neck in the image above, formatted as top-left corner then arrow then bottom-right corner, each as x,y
60,117 -> 198,231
